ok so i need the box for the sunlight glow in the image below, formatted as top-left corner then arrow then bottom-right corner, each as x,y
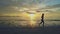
29,14 -> 36,27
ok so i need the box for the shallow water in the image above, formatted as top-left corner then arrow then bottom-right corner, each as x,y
0,16 -> 60,34
0,16 -> 60,27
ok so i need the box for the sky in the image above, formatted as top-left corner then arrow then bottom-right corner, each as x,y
0,0 -> 60,16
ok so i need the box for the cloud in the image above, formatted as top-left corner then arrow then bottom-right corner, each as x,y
0,0 -> 47,7
0,0 -> 60,13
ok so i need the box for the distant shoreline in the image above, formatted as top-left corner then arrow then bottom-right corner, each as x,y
0,16 -> 60,21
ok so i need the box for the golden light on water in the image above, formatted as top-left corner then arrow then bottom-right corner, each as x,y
28,12 -> 41,27
22,11 -> 42,27
29,14 -> 36,27
15,11 -> 42,27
